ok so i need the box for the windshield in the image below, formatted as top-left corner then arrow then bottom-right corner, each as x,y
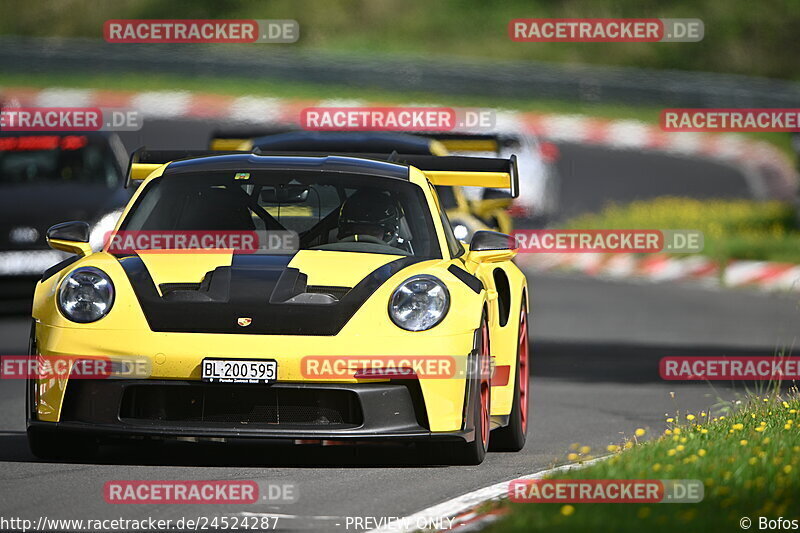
0,134 -> 121,187
120,170 -> 440,258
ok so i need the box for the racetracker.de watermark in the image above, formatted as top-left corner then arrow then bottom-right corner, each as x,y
103,230 -> 299,255
300,107 -> 495,132
0,355 -> 151,380
508,479 -> 704,503
509,18 -> 703,42
303,355 -> 461,380
0,108 -> 142,132
661,109 -> 800,132
660,356 -> 800,380
104,480 -> 297,504
301,355 -> 509,384
511,229 -> 704,253
104,19 -> 298,43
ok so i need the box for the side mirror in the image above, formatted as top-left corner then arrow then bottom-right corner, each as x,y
46,221 -> 92,256
467,230 -> 517,264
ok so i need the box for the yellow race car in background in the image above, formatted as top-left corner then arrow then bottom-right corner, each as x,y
210,128 -> 513,241
28,149 -> 529,465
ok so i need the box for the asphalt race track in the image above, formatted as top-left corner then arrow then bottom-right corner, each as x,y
0,119 -> 796,531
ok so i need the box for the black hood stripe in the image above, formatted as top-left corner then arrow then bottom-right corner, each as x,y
119,254 -> 426,335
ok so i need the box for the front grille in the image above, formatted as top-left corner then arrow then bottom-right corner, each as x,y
118,383 -> 362,427
306,285 -> 351,300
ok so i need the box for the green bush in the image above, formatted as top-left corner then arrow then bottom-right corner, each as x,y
562,197 -> 800,263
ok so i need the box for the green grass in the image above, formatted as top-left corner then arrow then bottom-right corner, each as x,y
562,197 -> 800,263
0,71 -> 793,157
486,392 -> 800,533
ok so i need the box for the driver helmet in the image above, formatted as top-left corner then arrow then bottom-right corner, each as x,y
338,190 -> 402,244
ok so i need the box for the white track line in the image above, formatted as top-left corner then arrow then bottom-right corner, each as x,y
367,456 -> 608,533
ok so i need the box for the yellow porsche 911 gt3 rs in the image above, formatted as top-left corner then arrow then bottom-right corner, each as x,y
27,150 -> 529,465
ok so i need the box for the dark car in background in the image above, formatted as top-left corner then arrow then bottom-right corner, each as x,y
0,131 -> 130,310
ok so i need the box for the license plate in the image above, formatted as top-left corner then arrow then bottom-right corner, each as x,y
201,358 -> 277,384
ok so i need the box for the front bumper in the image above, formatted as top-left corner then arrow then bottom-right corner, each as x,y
28,379 -> 475,443
32,321 -> 476,432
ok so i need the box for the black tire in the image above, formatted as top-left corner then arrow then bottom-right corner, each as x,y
447,314 -> 491,465
28,428 -> 98,462
490,301 -> 529,452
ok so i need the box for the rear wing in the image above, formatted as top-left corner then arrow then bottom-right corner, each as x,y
411,133 -> 521,154
125,148 -> 250,188
126,148 -> 519,197
392,153 -> 518,197
252,151 -> 520,197
209,128 -> 518,154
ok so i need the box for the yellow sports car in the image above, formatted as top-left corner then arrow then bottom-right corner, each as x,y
27,150 -> 529,465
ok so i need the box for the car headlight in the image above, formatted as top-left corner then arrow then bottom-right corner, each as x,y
389,275 -> 449,331
58,267 -> 115,323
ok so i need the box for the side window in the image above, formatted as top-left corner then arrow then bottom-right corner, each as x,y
428,183 -> 465,259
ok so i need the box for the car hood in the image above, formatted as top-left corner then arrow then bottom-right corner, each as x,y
117,250 -> 425,335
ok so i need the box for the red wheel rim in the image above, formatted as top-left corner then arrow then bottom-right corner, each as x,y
480,320 -> 491,448
518,308 -> 529,432
480,382 -> 490,447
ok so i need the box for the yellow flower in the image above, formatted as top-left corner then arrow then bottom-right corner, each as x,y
686,414 -> 696,421
749,457 -> 758,465
698,449 -> 707,457
569,443 -> 580,450
700,428 -> 708,434
567,453 -> 579,461
667,449 -> 677,456
785,423 -> 793,430
763,438 -> 771,444
740,440 -> 749,446
790,409 -> 797,414
720,416 -> 726,420
782,401 -> 790,408
793,446 -> 800,452
676,445 -> 685,452
666,418 -> 674,423
635,428 -> 646,437
732,423 -> 744,431
665,429 -> 672,435
561,505 -> 575,517
624,441 -> 633,449
755,427 -> 765,432
652,463 -> 662,472
607,444 -> 620,453
784,465 -> 792,474
701,411 -> 707,417
680,437 -> 688,443
580,446 -> 591,454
